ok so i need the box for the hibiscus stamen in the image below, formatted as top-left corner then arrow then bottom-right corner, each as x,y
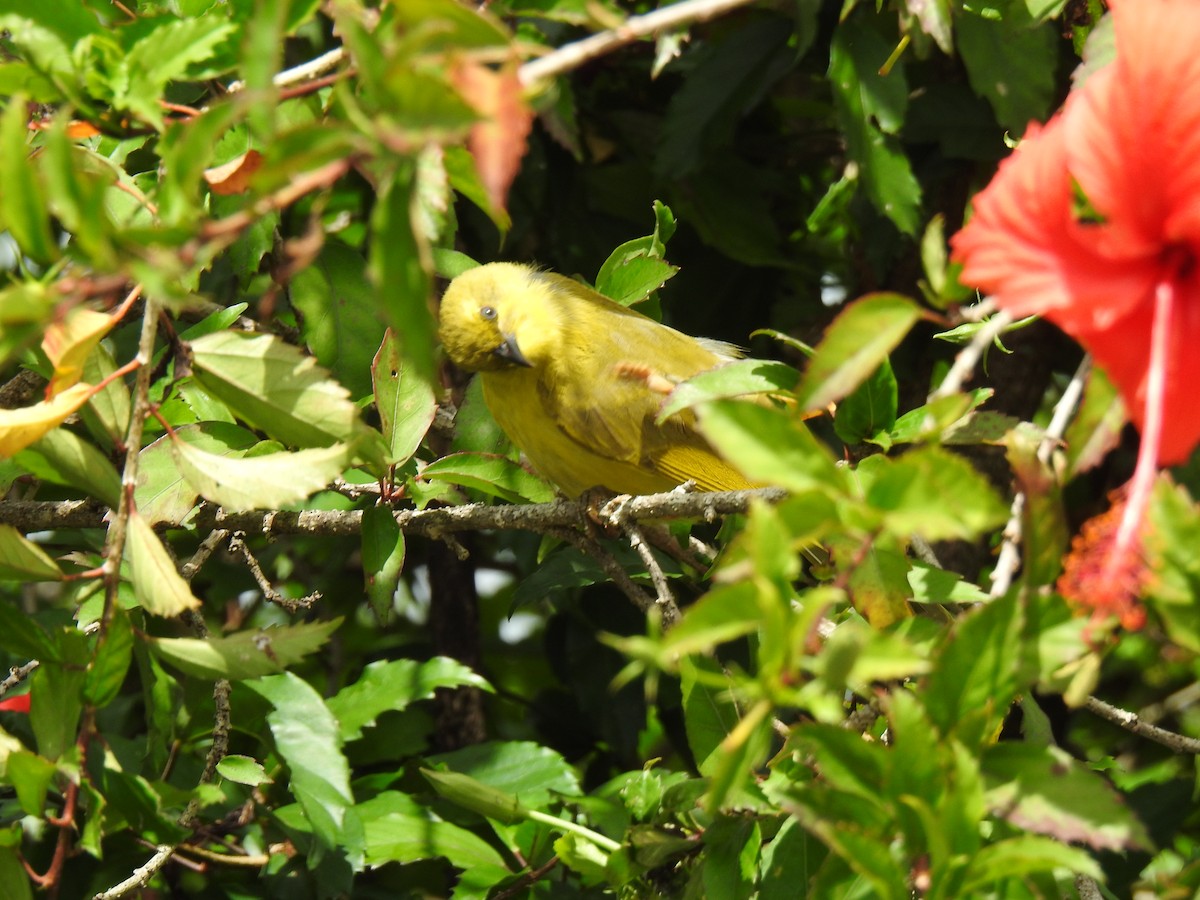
1111,269 -> 1174,563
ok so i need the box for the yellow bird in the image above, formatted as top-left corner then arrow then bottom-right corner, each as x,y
437,262 -> 757,498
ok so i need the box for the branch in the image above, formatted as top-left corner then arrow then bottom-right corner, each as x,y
0,660 -> 39,697
929,308 -> 1014,401
1084,695 -> 1200,755
1,487 -> 787,538
518,0 -> 759,87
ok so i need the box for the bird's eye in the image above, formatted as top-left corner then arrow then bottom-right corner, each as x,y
480,306 -> 497,321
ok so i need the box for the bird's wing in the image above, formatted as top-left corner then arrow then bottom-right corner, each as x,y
538,305 -> 748,488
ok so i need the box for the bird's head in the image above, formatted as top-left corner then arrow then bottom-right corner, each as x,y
438,263 -> 560,372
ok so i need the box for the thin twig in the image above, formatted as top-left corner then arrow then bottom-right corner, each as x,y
0,660 -> 40,697
989,356 -> 1091,597
1084,695 -> 1200,754
625,524 -> 675,612
226,47 -> 348,93
518,0 -> 758,86
93,845 -> 175,900
228,532 -> 321,611
546,525 -> 675,626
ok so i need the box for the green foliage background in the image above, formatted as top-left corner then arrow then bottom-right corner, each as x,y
0,0 -> 1198,897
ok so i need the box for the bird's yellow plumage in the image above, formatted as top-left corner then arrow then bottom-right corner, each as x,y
437,262 -> 755,498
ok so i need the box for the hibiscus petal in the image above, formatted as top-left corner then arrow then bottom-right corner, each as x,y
951,117 -> 1158,327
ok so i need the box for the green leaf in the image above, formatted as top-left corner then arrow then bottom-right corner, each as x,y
0,597 -> 60,660
136,422 -> 259,525
679,655 -> 739,778
0,525 -> 62,582
1145,476 -> 1200,654
292,241 -> 387,401
149,618 -> 341,680
1063,365 -> 1125,478
369,167 -> 437,383
361,506 -> 406,625
858,446 -> 1008,541
172,438 -> 351,512
117,17 -> 237,129
982,743 -> 1151,852
328,658 -> 491,742
697,400 -> 843,495
833,359 -> 898,445
659,360 -> 800,421
795,293 -> 922,413
962,834 -> 1103,888
125,510 -> 202,617
923,589 -> 1025,746
6,751 -> 58,817
427,740 -> 581,805
886,391 -> 990,446
957,6 -> 1058,135
421,452 -> 556,504
371,329 -> 437,467
758,816 -> 824,899
29,661 -> 85,761
828,21 -> 922,234
1004,425 -> 1068,588
359,790 -> 509,871
84,608 -> 133,707
246,672 -> 359,865
189,331 -> 363,447
217,754 -> 274,786
0,94 -> 57,264
702,815 -> 760,900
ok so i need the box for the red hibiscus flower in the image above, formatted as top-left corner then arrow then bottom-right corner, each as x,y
951,0 -> 1200,627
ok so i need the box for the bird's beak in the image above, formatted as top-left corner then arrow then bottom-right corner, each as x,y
493,334 -> 532,367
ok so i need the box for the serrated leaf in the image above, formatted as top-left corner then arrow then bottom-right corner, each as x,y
982,743 -> 1151,852
796,293 -> 922,413
427,740 -> 580,804
149,618 -> 341,680
125,510 -> 202,617
171,437 -> 350,511
859,446 -> 1007,541
329,657 -> 491,742
189,331 -> 362,447
117,18 -> 237,130
137,422 -> 259,525
0,525 -> 62,582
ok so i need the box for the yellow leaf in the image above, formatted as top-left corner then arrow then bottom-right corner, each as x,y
126,509 -> 202,617
0,383 -> 94,458
41,308 -> 115,396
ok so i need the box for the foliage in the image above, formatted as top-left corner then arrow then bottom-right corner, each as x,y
0,0 -> 1197,898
